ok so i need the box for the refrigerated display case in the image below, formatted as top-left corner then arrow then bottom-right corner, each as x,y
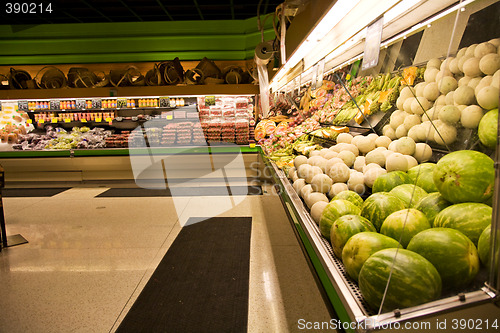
262,0 -> 500,331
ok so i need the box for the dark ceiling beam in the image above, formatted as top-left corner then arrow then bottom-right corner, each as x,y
156,0 -> 174,20
230,0 -> 235,20
80,0 -> 113,22
118,0 -> 143,21
192,0 -> 204,20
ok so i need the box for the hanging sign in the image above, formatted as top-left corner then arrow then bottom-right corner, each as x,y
117,98 -> 127,108
362,16 -> 384,70
159,96 -> 170,108
18,100 -> 28,112
205,96 -> 215,107
315,58 -> 326,89
76,99 -> 86,109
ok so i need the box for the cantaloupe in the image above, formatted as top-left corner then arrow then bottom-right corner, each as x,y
476,86 -> 499,110
427,58 -> 442,69
415,82 -> 427,97
364,167 -> 387,188
411,97 -> 430,115
347,172 -> 366,194
434,122 -> 457,145
395,124 -> 408,138
479,53 -> 500,75
293,178 -> 306,194
453,85 -> 476,105
439,105 -> 461,124
424,67 -> 439,83
438,76 -> 458,94
311,174 -> 333,193
305,192 -> 329,209
396,137 -> 416,156
458,76 -> 472,87
423,82 -> 440,101
463,57 -> 482,77
383,125 -> 397,140
338,150 -> 356,167
337,132 -> 353,144
390,110 -> 405,129
385,152 -> 409,172
405,155 -> 418,169
403,97 -> 416,114
365,150 -> 386,167
458,54 -> 473,72
294,155 -> 308,169
329,183 -> 349,198
414,143 -> 432,162
400,86 -> 416,100
328,163 -> 350,182
449,57 -> 461,75
311,201 -> 329,224
474,76 -> 493,96
305,166 -> 323,183
353,156 -> 366,172
375,136 -> 392,148
460,105 -> 484,129
356,136 -> 376,155
407,126 -> 420,142
403,114 -> 422,130
474,42 -> 497,58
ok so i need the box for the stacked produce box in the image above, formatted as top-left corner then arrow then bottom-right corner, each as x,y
197,96 -> 253,144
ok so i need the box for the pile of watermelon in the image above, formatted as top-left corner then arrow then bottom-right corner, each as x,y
311,149 -> 494,312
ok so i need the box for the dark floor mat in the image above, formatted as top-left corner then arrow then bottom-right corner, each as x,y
1,188 -> 71,197
116,216 -> 252,333
96,185 -> 262,197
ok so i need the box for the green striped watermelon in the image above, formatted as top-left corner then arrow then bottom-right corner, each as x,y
359,248 -> 442,312
389,184 -> 428,208
330,215 -> 376,258
407,228 -> 480,291
360,192 -> 406,231
319,200 -> 361,239
342,232 -> 400,281
333,190 -> 364,208
407,163 -> 438,193
433,203 -> 492,245
478,108 -> 498,149
372,171 -> 413,193
380,209 -> 431,247
478,225 -> 491,268
433,150 -> 494,204
415,193 -> 451,226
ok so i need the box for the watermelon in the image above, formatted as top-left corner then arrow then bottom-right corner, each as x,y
478,225 -> 491,268
333,190 -> 364,208
342,232 -> 400,281
360,192 -> 406,231
407,228 -> 480,291
319,200 -> 361,238
359,248 -> 442,312
478,108 -> 498,149
415,192 -> 451,226
433,150 -> 494,204
372,171 -> 413,193
330,215 -> 376,258
433,203 -> 492,245
389,184 -> 428,208
407,163 -> 438,193
380,208 -> 431,247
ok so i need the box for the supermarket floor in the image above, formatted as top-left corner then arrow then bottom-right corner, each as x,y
0,180 -> 332,332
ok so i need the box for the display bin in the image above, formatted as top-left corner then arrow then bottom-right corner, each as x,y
262,0 -> 500,331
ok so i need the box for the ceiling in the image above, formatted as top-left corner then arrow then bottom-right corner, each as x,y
0,0 -> 282,25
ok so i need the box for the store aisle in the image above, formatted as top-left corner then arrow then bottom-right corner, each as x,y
0,184 -> 331,332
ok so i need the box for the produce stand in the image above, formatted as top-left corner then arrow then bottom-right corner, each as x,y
258,0 -> 500,331
263,150 -> 499,332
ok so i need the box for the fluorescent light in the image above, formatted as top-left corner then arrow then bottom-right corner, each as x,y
271,0 -> 362,90
384,0 -> 421,23
380,0 -> 476,49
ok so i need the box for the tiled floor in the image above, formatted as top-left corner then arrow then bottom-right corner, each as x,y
0,183 -> 331,332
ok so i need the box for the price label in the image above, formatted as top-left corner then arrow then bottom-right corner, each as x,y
105,118 -> 112,122
166,115 -> 173,120
76,99 -> 86,109
18,100 -> 29,111
27,119 -> 32,124
64,118 -> 71,123
91,98 -> 102,109
315,58 -> 325,89
38,119 -> 44,124
249,143 -> 256,148
117,98 -> 127,108
81,119 -> 87,123
50,100 -> 59,110
95,118 -> 102,122
205,96 -> 215,107
51,118 -> 58,123
159,96 -> 170,107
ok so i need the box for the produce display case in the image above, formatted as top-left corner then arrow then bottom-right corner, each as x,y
262,0 -> 500,331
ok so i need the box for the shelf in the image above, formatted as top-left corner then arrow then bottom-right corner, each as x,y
0,84 -> 259,100
0,145 -> 260,158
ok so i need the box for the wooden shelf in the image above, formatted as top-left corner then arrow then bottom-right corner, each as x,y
0,84 -> 259,100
